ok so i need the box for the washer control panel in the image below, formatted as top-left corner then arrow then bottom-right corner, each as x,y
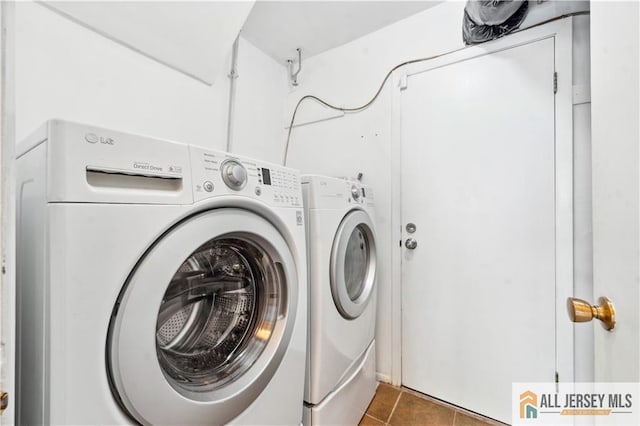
345,180 -> 373,206
189,146 -> 302,207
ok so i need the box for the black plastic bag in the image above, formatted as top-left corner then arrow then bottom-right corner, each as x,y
462,0 -> 530,45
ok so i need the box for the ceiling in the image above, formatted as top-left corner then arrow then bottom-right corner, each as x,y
45,1 -> 255,84
242,1 -> 443,65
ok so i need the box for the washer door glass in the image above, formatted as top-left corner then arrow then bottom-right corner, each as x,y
344,225 -> 370,301
156,237 -> 281,394
330,210 -> 377,319
107,209 -> 299,425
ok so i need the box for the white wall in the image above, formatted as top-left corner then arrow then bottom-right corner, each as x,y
232,37 -> 288,164
15,1 -> 221,147
43,1 -> 254,85
14,1 -> 287,156
285,1 -> 467,383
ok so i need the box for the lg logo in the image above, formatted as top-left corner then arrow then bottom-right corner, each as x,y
85,133 -> 115,145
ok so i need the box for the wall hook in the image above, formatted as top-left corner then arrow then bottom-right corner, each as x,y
287,48 -> 302,86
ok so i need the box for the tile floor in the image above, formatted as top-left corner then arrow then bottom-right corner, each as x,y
360,384 -> 507,426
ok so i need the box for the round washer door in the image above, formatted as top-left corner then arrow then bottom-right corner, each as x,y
107,208 -> 298,425
330,209 -> 377,319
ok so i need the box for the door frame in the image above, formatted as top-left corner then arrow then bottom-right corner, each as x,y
1,2 -> 16,424
389,18 -> 575,387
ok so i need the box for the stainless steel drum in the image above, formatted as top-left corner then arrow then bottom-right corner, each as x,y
155,238 -> 282,394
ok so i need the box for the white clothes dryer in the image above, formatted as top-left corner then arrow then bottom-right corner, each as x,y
301,175 -> 378,426
15,120 -> 307,425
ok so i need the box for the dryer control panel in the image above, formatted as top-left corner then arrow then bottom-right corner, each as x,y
189,146 -> 302,208
345,180 -> 374,206
301,174 -> 375,210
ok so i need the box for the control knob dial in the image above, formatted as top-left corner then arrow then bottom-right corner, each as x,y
351,185 -> 361,201
221,160 -> 248,190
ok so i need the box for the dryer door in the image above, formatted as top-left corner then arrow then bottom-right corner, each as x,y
107,208 -> 299,425
330,209 -> 377,319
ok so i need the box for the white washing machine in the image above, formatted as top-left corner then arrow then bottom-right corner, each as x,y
15,120 -> 307,425
301,175 -> 378,425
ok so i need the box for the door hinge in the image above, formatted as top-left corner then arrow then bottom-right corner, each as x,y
553,72 -> 558,94
555,371 -> 559,383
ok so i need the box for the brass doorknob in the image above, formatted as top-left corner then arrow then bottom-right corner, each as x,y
567,297 -> 616,331
1,391 -> 8,413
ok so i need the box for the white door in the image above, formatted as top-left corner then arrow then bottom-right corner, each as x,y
108,208 -> 299,425
590,2 -> 639,385
400,38 -> 563,423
